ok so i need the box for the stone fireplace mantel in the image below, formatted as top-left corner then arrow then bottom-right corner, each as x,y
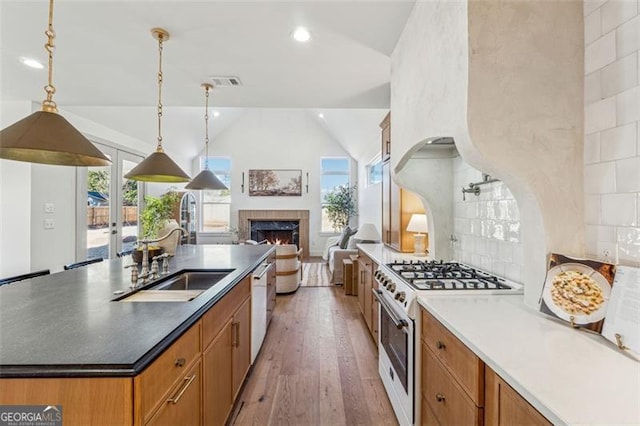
238,210 -> 310,258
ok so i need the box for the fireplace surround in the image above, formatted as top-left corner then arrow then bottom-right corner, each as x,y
238,210 -> 309,258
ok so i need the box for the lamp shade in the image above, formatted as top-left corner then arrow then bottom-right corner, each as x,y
0,110 -> 111,166
353,223 -> 381,242
406,214 -> 428,234
185,169 -> 227,190
123,149 -> 190,182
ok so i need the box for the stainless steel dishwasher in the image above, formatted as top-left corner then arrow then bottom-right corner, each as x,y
251,262 -> 272,363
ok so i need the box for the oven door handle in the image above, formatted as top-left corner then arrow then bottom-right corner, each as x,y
372,289 -> 409,330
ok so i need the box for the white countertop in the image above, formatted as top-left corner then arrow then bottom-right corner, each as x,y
417,295 -> 640,426
357,243 -> 427,264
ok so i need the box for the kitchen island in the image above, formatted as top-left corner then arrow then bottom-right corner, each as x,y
0,244 -> 275,425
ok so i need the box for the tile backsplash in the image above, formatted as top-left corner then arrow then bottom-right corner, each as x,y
583,0 -> 639,267
451,157 -> 524,283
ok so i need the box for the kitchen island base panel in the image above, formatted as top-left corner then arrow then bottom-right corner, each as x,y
0,377 -> 133,425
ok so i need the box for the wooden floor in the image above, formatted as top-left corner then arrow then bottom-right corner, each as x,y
232,287 -> 398,426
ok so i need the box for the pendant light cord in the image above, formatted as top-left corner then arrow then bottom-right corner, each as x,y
156,33 -> 164,152
42,0 -> 57,113
204,85 -> 210,170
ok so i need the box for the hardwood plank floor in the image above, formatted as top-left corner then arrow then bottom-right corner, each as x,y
232,287 -> 398,426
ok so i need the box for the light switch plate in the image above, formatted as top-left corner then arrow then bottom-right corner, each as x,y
44,203 -> 55,213
44,219 -> 55,230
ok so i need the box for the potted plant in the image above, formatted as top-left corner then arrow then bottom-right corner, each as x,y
324,184 -> 357,232
133,189 -> 180,262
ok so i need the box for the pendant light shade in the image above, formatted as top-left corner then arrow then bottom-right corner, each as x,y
124,28 -> 190,183
185,83 -> 228,190
185,169 -> 227,190
0,111 -> 110,166
0,0 -> 110,167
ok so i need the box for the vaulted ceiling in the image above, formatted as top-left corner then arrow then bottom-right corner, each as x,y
1,1 -> 415,159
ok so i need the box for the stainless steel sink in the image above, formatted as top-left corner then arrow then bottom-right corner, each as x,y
149,270 -> 234,291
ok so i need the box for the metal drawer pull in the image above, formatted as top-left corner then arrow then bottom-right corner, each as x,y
231,322 -> 237,347
436,393 -> 446,403
175,357 -> 186,367
235,321 -> 240,348
167,374 -> 196,404
436,341 -> 446,350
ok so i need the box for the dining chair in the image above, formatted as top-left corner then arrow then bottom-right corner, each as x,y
64,257 -> 104,270
0,269 -> 50,286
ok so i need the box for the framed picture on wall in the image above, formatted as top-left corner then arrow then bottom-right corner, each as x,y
248,169 -> 302,196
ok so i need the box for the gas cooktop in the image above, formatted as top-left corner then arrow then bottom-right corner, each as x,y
385,260 -> 520,291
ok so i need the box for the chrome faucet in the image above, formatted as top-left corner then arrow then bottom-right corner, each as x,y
137,227 -> 188,278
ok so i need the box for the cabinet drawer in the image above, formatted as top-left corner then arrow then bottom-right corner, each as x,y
421,395 -> 440,425
422,309 -> 484,405
423,345 -> 482,426
136,322 -> 201,424
202,276 -> 251,348
146,359 -> 202,426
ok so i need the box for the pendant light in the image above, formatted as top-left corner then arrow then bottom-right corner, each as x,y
185,84 -> 228,190
0,0 -> 110,166
124,28 -> 190,183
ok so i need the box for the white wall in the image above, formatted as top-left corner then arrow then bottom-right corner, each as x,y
583,0 -> 639,267
0,101 -> 32,278
391,1 -> 584,307
357,160 -> 382,234
194,109 -> 354,256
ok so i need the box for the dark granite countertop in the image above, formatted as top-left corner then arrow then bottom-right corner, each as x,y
0,244 -> 274,378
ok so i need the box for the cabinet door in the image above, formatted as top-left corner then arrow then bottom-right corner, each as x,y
232,297 -> 252,398
363,268 -> 373,333
485,368 -> 551,426
357,268 -> 366,315
370,264 -> 379,344
203,319 -> 233,426
380,112 -> 391,162
389,178 -> 401,250
266,255 -> 277,325
146,359 -> 202,426
381,161 -> 391,245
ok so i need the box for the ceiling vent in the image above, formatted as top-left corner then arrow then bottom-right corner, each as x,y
209,76 -> 243,87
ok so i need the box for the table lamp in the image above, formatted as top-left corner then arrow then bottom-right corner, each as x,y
406,214 -> 428,256
353,223 -> 381,243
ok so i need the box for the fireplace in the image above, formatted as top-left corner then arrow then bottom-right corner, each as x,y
238,210 -> 309,258
250,220 -> 300,246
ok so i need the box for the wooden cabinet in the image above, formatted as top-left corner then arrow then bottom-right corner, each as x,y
232,296 -> 252,398
381,111 -> 391,162
135,323 -> 202,425
420,308 -> 483,426
266,253 -> 277,325
420,308 -> 550,426
146,359 -> 202,426
202,276 -> 252,426
357,249 -> 379,342
0,377 -> 133,425
485,367 -> 552,426
380,114 -> 426,252
203,319 -> 233,426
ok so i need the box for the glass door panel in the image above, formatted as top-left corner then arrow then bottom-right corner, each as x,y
81,145 -> 142,260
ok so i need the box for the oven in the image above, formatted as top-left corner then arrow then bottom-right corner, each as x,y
373,259 -> 523,425
373,287 -> 415,426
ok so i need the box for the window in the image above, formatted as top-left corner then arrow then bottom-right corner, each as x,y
320,157 -> 351,233
201,157 -> 231,232
367,156 -> 383,186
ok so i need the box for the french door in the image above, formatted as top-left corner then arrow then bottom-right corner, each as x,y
77,144 -> 144,260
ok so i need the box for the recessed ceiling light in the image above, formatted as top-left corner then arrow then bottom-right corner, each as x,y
292,27 -> 311,43
213,111 -> 220,117
318,113 -> 324,119
20,57 -> 44,69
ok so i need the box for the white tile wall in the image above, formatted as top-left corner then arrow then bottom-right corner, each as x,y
451,157 -> 524,282
584,0 -> 640,267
